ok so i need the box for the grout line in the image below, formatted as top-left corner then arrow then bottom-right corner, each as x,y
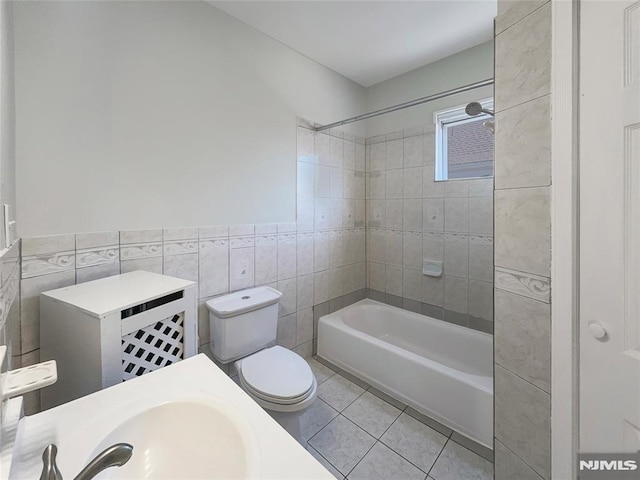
306,411 -> 337,444
313,412 -> 377,478
494,283 -> 550,305
495,1 -> 551,39
447,435 -> 494,464
19,347 -> 40,356
311,376 -> 393,477
341,412 -> 380,479
426,437 -> 450,478
374,414 -> 437,477
494,362 -> 550,396
378,440 -> 436,479
336,381 -> 368,413
305,442 -> 344,479
496,439 -> 544,479
494,183 -> 550,192
320,376 -> 457,479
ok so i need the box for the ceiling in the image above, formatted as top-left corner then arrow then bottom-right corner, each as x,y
210,1 -> 497,87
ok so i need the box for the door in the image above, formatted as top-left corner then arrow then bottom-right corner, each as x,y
580,0 -> 640,452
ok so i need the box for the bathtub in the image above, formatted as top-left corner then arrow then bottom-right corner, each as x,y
317,299 -> 493,448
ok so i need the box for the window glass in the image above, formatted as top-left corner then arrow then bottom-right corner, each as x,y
434,100 -> 494,181
445,117 -> 494,179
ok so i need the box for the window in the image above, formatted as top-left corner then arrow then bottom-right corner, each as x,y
434,100 -> 494,181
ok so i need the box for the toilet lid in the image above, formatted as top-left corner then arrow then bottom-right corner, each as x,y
239,346 -> 314,400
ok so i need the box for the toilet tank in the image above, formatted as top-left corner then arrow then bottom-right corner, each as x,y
206,286 -> 282,363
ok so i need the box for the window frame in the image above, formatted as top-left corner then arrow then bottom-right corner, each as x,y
433,98 -> 494,181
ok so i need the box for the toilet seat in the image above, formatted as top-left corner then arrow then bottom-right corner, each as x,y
241,377 -> 314,405
236,346 -> 317,411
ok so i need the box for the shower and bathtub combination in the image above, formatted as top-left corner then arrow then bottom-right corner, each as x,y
313,87 -> 496,451
317,300 -> 493,448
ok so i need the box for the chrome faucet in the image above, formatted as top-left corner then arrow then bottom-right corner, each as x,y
40,443 -> 133,480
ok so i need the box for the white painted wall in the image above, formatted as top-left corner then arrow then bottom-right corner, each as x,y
14,1 -> 366,237
364,41 -> 494,137
1,0 -> 15,249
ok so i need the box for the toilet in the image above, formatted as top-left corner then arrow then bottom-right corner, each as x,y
206,286 -> 317,442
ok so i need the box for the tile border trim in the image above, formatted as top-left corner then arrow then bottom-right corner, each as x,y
22,252 -> 76,279
495,266 -> 550,303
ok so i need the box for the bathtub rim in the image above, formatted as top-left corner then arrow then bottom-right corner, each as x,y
320,298 -> 493,383
323,298 -> 494,340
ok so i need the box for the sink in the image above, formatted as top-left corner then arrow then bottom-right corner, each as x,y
4,355 -> 334,479
92,399 -> 259,479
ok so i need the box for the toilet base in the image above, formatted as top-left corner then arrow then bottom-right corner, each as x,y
266,409 -> 303,444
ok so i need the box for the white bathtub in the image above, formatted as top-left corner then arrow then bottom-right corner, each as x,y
317,299 -> 493,448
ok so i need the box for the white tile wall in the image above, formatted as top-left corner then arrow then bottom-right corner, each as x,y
15,120 -> 491,419
494,2 -> 552,478
364,126 -> 494,332
14,122 -> 368,415
0,241 -> 21,357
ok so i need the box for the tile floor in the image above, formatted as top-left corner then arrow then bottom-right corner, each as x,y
302,358 -> 494,480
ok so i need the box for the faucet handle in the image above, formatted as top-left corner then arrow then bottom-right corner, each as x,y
40,444 -> 63,480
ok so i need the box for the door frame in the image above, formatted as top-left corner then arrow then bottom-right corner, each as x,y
550,0 -> 580,477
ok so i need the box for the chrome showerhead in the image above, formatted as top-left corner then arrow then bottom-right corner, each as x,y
465,102 -> 494,117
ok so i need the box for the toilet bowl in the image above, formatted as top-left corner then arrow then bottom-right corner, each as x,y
235,345 -> 317,440
206,287 -> 317,443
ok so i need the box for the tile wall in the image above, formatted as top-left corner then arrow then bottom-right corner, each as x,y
364,126 -> 494,333
0,241 -> 21,364
14,115 -> 496,416
493,1 -> 552,479
16,120 -> 367,413
0,241 -> 21,418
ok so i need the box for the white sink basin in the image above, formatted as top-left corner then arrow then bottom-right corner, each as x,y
4,355 -> 334,479
93,399 -> 259,479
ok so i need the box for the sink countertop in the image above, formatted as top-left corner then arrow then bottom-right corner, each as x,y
7,354 -> 334,479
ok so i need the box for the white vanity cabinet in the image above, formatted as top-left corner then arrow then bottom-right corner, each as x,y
40,271 -> 197,409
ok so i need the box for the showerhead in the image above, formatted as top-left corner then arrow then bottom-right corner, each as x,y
465,102 -> 494,117
465,102 -> 483,116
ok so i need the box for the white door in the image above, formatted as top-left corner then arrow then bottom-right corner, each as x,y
580,0 -> 640,452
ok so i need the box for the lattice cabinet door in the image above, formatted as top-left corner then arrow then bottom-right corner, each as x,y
122,313 -> 186,381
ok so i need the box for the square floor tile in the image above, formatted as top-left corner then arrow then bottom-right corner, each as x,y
317,374 -> 366,411
430,440 -> 493,480
380,413 -> 448,473
348,442 -> 426,480
309,357 -> 337,384
306,444 -> 344,479
300,399 -> 339,442
343,391 -> 402,438
309,416 -> 376,475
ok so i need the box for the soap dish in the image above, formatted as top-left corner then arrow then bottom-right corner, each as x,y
423,260 -> 443,277
1,360 -> 58,399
